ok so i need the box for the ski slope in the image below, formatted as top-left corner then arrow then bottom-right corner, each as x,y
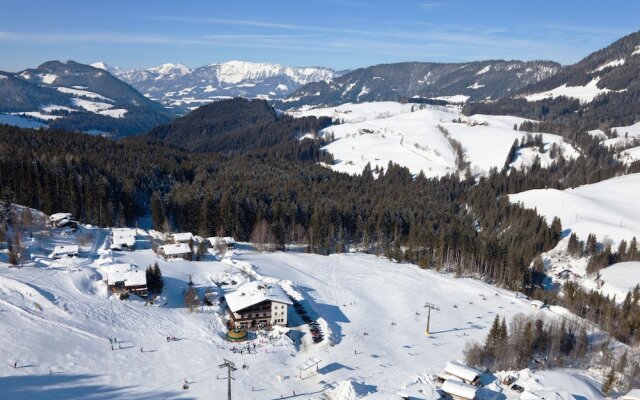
509,173 -> 640,245
293,102 -> 578,177
0,222 -> 597,399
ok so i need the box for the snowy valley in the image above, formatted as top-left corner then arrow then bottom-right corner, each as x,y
0,207 -> 622,400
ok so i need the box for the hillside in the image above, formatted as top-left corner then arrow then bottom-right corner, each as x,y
278,60 -> 559,109
0,60 -> 173,137
144,97 -> 331,154
0,219 -> 605,399
509,173 -> 640,245
291,102 -> 578,177
464,30 -> 640,129
107,60 -> 338,112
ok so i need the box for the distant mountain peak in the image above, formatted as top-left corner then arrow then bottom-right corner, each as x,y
91,61 -> 110,71
149,63 -> 192,76
111,60 -> 339,111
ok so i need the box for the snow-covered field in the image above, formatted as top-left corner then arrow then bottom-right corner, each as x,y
523,77 -> 610,104
586,261 -> 640,300
0,114 -> 47,129
509,173 -> 640,245
0,220 -> 603,399
291,102 -> 578,177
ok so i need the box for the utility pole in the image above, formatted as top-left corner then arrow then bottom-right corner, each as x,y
424,302 -> 440,335
219,359 -> 237,400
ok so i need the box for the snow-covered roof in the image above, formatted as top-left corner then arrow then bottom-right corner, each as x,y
443,361 -> 480,382
206,237 -> 222,246
112,228 -> 137,239
624,389 -> 640,400
441,379 -> 477,399
158,243 -> 191,255
105,264 -> 147,287
225,280 -> 292,313
206,236 -> 236,246
172,232 -> 193,242
49,212 -> 72,222
112,235 -> 135,248
531,300 -> 545,308
52,244 -> 79,255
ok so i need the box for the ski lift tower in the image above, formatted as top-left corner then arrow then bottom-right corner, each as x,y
424,302 -> 440,335
219,359 -> 237,400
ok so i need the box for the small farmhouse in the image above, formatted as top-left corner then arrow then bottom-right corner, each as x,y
105,263 -> 148,297
50,244 -> 79,259
206,236 -> 236,250
530,300 -> 545,309
157,243 -> 192,260
225,280 -> 292,329
441,361 -> 481,385
172,232 -> 194,244
48,212 -> 78,229
110,228 -> 137,251
441,379 -> 477,400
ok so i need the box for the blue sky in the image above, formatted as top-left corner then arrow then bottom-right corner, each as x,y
1,0 -> 638,71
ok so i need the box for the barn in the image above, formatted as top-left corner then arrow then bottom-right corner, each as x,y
441,379 -> 478,400
439,361 -> 482,386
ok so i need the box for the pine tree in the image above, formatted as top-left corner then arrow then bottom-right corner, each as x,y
484,315 -> 501,362
153,262 -> 164,293
567,233 -> 582,257
585,234 -> 598,255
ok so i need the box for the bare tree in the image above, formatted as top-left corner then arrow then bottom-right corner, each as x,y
184,285 -> 200,312
250,219 -> 275,251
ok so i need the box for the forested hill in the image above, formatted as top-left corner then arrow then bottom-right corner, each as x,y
0,122 -> 559,293
463,30 -> 640,130
277,60 -> 559,109
143,97 -> 332,154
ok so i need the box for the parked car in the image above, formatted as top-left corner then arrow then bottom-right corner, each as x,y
510,384 -> 525,393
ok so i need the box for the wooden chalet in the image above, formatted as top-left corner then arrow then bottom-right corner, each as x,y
105,263 -> 148,297
110,228 -> 137,251
172,232 -> 194,244
50,244 -> 80,259
225,280 -> 292,329
48,212 -> 78,229
157,243 -> 192,260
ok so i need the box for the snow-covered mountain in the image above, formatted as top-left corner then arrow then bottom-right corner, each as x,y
0,60 -> 173,136
105,60 -> 338,111
469,30 -> 640,128
277,60 -> 560,109
519,31 -> 640,104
